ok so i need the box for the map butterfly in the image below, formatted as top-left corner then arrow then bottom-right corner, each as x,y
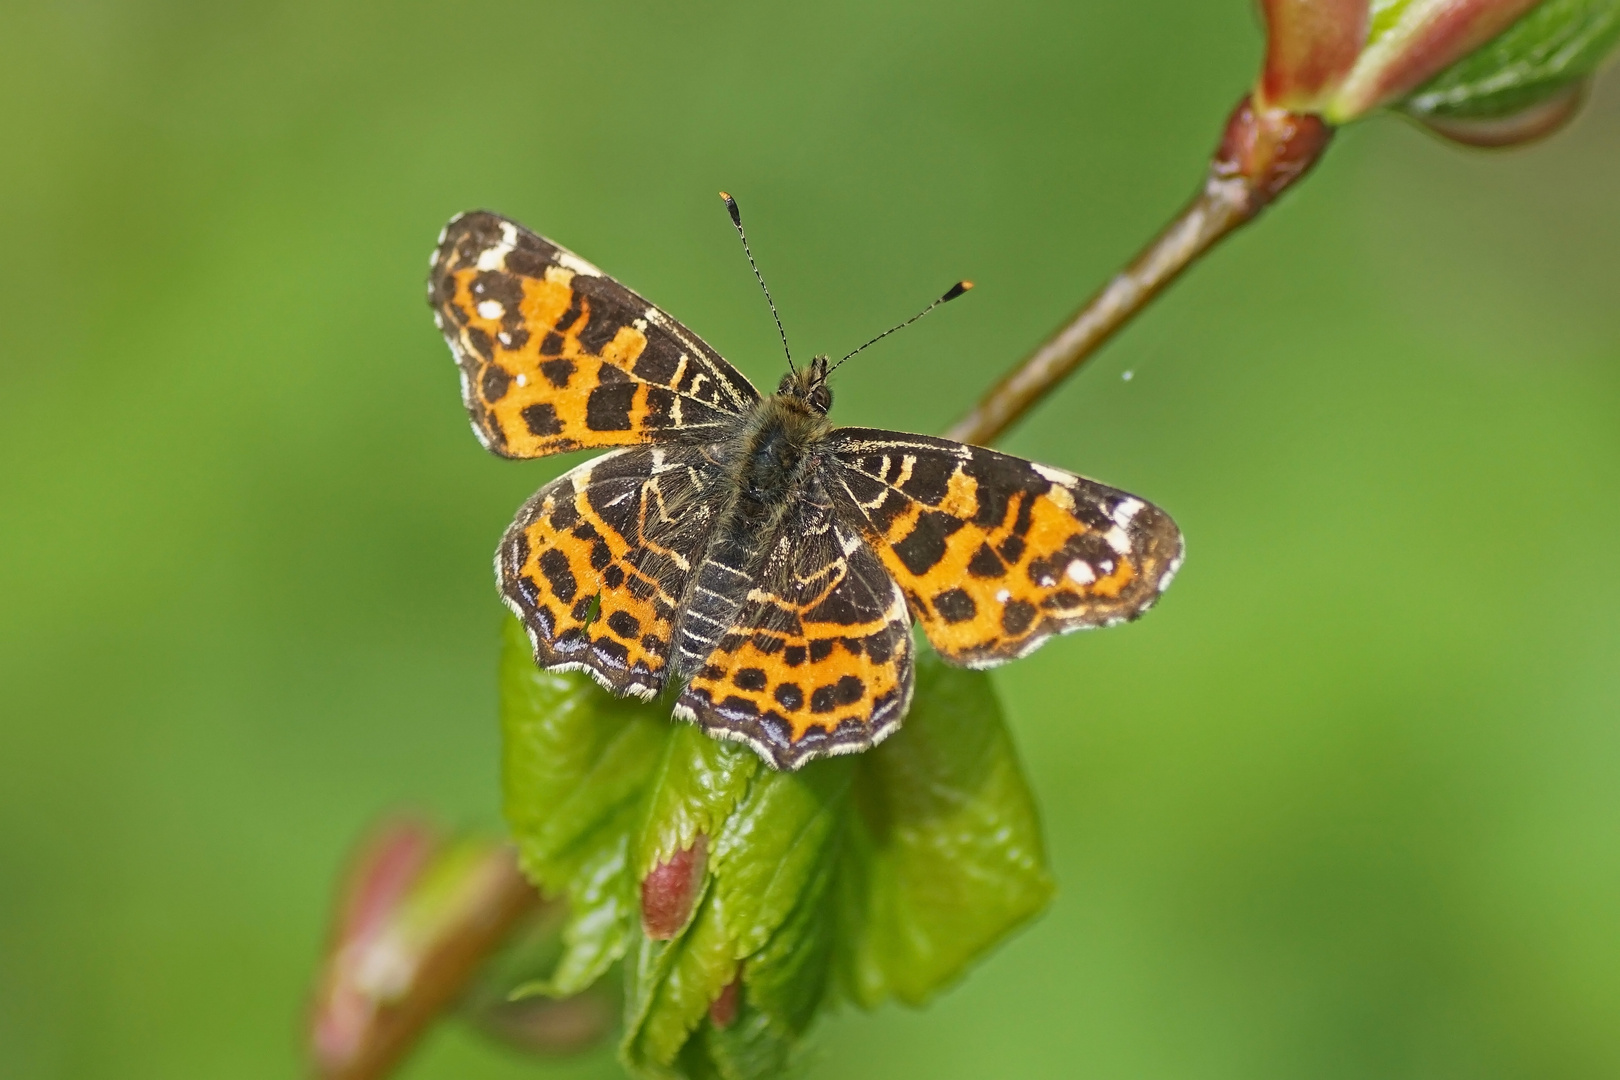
429,200 -> 1183,770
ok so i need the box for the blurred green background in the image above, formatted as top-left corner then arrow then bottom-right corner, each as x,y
3,1 -> 1618,1077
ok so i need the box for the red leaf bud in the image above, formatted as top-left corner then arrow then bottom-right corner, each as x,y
640,834 -> 708,940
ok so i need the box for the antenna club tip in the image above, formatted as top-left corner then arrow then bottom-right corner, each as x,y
943,280 -> 973,302
718,191 -> 732,202
719,191 -> 741,225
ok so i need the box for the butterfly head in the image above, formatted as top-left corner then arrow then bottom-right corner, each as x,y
778,354 -> 833,415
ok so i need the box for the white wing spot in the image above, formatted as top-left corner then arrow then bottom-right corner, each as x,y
1032,463 -> 1075,485
1066,560 -> 1096,585
515,373 -> 528,387
475,221 -> 518,271
1111,498 -> 1144,528
995,588 -> 1011,603
1104,526 -> 1131,555
1159,548 -> 1185,592
477,299 -> 504,320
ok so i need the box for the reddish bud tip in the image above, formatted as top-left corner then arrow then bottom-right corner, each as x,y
708,975 -> 742,1029
308,823 -> 542,1078
1258,0 -> 1370,111
1213,95 -> 1335,213
640,835 -> 708,940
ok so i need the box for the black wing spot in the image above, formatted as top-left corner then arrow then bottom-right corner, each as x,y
463,326 -> 494,363
540,358 -> 576,388
576,293 -> 623,355
1001,599 -> 1036,636
522,403 -> 564,437
481,363 -> 511,403
538,548 -> 577,603
892,511 -> 965,576
552,290 -> 585,332
632,345 -> 680,385
933,588 -> 977,624
585,383 -> 636,431
733,667 -> 768,692
967,543 -> 1005,579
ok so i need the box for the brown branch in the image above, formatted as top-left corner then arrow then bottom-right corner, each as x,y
309,827 -> 547,1080
946,96 -> 1333,448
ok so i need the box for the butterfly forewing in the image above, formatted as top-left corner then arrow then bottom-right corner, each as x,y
429,211 -> 758,457
826,431 -> 1183,668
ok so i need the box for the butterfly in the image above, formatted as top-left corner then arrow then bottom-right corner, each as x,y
428,201 -> 1183,770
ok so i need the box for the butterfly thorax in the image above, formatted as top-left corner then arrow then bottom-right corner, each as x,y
669,360 -> 834,679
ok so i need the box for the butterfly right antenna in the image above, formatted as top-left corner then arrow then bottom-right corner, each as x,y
719,191 -> 795,375
829,280 -> 973,375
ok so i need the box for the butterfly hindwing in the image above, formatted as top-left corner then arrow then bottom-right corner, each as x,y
430,211 -> 759,458
827,431 -> 1183,668
674,490 -> 914,771
498,445 -> 723,697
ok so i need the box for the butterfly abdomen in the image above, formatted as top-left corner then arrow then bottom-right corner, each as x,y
669,393 -> 831,681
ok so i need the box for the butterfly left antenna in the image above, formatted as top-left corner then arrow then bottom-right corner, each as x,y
829,280 -> 973,374
719,191 -> 794,374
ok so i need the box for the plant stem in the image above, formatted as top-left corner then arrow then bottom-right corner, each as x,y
946,96 -> 1333,448
312,841 -> 543,1080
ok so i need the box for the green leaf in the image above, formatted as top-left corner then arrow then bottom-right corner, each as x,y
498,618 -> 1054,1077
500,616 -> 668,997
624,751 -> 854,1076
711,763 -> 854,960
838,643 -> 1055,1007
1403,0 -> 1620,119
720,768 -> 850,1036
623,886 -> 740,1075
636,724 -> 759,879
